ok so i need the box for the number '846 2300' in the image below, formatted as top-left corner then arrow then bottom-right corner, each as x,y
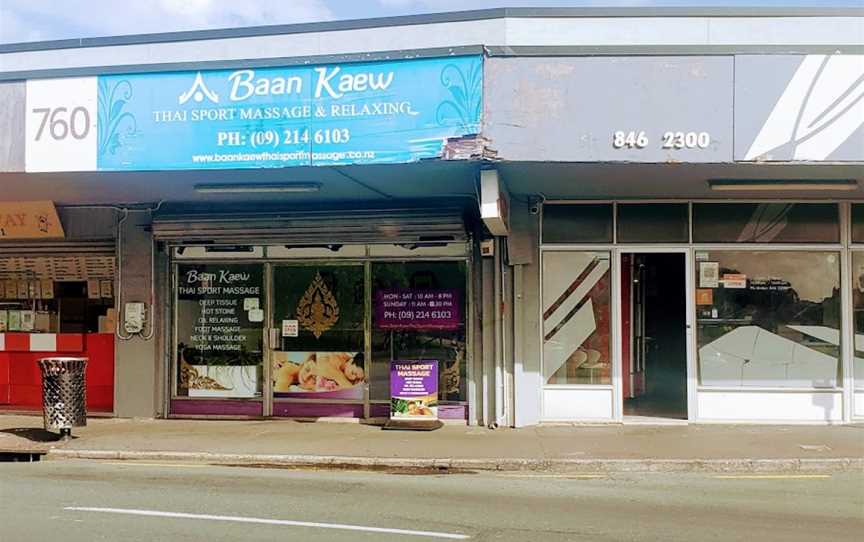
612,130 -> 711,150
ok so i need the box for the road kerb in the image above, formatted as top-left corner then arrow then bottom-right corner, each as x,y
43,449 -> 864,473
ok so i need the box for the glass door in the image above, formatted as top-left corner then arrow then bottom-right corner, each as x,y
173,262 -> 266,417
269,263 -> 368,417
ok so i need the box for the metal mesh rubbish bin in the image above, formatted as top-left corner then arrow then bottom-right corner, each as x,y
39,357 -> 88,438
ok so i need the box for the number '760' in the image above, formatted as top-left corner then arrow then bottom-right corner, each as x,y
32,107 -> 91,141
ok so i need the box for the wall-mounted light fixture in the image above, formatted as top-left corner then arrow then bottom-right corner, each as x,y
194,182 -> 321,194
708,179 -> 858,191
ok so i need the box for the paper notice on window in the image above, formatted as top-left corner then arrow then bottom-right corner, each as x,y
243,297 -> 259,310
281,319 -> 299,338
721,273 -> 747,289
699,262 -> 719,288
696,288 -> 714,305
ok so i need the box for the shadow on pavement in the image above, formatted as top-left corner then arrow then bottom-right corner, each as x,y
0,428 -> 65,443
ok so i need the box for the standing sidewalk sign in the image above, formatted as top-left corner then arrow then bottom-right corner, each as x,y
386,360 -> 442,430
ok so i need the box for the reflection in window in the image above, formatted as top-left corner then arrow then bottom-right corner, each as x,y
695,251 -> 841,388
371,262 -> 467,403
175,264 -> 264,398
542,252 -> 611,385
692,203 -> 839,243
617,203 -> 689,243
851,252 -> 864,389
542,204 -> 613,244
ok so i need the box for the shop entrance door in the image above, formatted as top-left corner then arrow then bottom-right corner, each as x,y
269,263 -> 369,418
622,253 -> 688,420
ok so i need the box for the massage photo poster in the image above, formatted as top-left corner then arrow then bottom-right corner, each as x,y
390,360 -> 439,420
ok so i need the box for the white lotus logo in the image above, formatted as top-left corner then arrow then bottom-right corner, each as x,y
178,72 -> 219,105
745,55 -> 864,161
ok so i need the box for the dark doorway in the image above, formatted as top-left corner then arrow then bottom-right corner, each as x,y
623,253 -> 687,419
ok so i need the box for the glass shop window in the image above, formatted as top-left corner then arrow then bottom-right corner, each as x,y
371,261 -> 468,403
0,256 -> 116,334
542,251 -> 612,385
617,203 -> 689,243
694,251 -> 841,389
692,203 -> 839,243
174,263 -> 264,399
851,204 -> 864,244
850,251 -> 864,389
542,204 -> 613,244
270,264 -> 365,400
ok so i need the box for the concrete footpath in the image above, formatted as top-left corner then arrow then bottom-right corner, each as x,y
1,414 -> 862,473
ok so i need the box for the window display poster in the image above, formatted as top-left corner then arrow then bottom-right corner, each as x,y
178,265 -> 263,354
375,289 -> 461,330
699,262 -> 719,288
390,360 -> 438,420
272,351 -> 365,399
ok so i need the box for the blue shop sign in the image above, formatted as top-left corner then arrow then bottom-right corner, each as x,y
97,55 -> 483,170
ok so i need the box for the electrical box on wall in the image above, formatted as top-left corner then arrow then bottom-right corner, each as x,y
124,302 -> 146,334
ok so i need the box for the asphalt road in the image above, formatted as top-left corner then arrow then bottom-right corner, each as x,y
1,460 -> 862,542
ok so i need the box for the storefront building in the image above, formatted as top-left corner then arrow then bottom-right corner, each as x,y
1,7 -> 862,425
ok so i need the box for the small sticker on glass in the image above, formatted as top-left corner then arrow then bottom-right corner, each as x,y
282,319 -> 299,337
248,308 -> 264,323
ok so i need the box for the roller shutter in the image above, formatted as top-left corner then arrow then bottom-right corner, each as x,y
152,208 -> 468,245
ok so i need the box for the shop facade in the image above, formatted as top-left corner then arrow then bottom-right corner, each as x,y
1,7 -> 862,425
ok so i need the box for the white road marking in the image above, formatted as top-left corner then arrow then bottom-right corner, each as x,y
64,507 -> 470,540
713,475 -> 831,480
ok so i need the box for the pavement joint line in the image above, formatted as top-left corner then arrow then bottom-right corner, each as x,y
63,507 -> 471,540
43,449 -> 864,473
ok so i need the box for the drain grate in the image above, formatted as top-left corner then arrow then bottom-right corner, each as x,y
0,451 -> 44,462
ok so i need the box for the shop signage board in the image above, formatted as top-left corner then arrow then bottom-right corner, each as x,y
23,55 -> 483,172
0,201 -> 64,240
735,55 -> 864,162
390,360 -> 439,420
484,56 -> 735,162
375,289 -> 461,330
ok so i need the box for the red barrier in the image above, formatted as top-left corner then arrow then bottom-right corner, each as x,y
0,333 -> 114,413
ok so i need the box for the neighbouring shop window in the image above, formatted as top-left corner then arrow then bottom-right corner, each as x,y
852,204 -> 864,244
271,265 -> 366,400
617,203 -> 689,243
175,263 -> 264,398
0,256 -> 116,334
542,251 -> 612,385
851,252 -> 864,389
542,204 -> 613,244
692,203 -> 839,243
371,261 -> 467,403
695,251 -> 841,389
